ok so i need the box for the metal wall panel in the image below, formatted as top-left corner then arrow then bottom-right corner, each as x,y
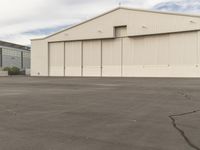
169,32 -> 197,65
46,8 -> 200,42
23,51 -> 30,69
123,32 -> 198,77
83,40 -> 101,76
123,35 -> 169,76
122,37 -> 135,76
168,32 -> 198,77
143,35 -> 169,66
156,35 -> 170,66
65,41 -> 82,76
31,40 -> 49,76
102,38 -> 122,76
49,42 -> 64,76
40,31 -> 199,77
0,48 -> 2,67
2,48 -> 22,69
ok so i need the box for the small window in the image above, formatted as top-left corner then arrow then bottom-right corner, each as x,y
115,26 -> 127,37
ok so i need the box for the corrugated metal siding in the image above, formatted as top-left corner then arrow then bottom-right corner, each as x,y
2,49 -> 21,69
31,40 -> 48,76
33,29 -> 200,77
83,40 -> 101,76
23,51 -> 31,69
123,32 -> 198,77
122,38 -> 134,76
123,35 -> 169,76
46,8 -> 200,42
0,48 -> 2,67
102,38 -> 122,76
169,32 -> 197,65
49,42 -> 64,76
31,8 -> 200,77
65,41 -> 82,76
156,35 -> 169,66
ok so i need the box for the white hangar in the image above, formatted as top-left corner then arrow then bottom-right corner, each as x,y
31,7 -> 200,77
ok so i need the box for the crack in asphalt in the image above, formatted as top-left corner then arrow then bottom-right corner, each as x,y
169,110 -> 200,150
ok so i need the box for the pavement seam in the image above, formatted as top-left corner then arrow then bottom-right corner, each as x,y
169,110 -> 200,150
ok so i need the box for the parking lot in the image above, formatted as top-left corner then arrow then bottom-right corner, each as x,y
0,77 -> 200,150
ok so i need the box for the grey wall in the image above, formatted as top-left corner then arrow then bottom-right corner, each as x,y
2,55 -> 21,69
23,51 -> 30,69
0,48 -> 2,68
1,47 -> 30,69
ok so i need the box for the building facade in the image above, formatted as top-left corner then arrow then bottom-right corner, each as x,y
0,41 -> 30,70
31,7 -> 200,77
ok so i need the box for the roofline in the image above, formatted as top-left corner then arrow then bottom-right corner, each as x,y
31,6 -> 200,41
0,40 -> 31,51
121,6 -> 200,18
31,7 -> 120,41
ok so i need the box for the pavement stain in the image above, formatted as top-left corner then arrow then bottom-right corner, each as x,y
178,89 -> 192,101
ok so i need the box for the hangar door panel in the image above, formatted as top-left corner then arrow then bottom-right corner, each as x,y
122,38 -> 135,76
169,32 -> 197,65
123,35 -> 169,77
65,41 -> 82,76
143,35 -> 169,66
125,35 -> 169,66
102,38 -> 122,76
49,42 -> 64,76
83,40 -> 101,76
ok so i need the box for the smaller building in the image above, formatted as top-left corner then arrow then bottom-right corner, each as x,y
0,41 -> 30,70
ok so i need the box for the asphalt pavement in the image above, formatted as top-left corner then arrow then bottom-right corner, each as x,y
0,77 -> 200,150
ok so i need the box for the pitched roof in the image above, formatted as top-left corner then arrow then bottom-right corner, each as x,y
0,40 -> 30,51
32,6 -> 200,41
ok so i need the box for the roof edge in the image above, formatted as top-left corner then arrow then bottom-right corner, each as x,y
31,7 -> 120,41
31,6 -> 200,41
121,6 -> 200,18
0,40 -> 31,51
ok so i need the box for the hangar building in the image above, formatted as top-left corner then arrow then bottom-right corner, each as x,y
0,41 -> 30,70
31,7 -> 200,77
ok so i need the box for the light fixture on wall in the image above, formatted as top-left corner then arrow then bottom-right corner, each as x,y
190,20 -> 196,23
142,25 -> 147,29
98,30 -> 103,33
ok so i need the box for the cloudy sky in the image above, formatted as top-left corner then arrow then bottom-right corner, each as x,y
0,0 -> 197,45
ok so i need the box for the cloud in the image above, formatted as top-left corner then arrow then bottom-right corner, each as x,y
0,0 -> 196,45
154,0 -> 200,13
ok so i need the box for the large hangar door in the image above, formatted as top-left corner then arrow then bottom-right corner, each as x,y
123,35 -> 169,77
169,32 -> 198,77
49,42 -> 64,76
83,40 -> 101,76
169,32 -> 197,65
102,38 -> 122,77
65,41 -> 82,76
